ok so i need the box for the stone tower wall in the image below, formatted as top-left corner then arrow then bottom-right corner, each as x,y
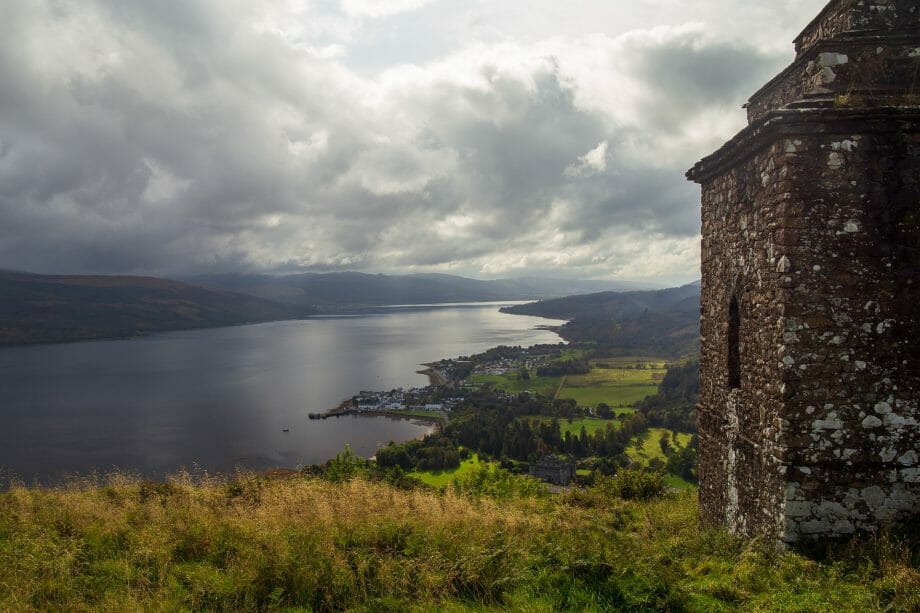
776,111 -> 920,540
690,0 -> 920,544
695,107 -> 920,543
698,137 -> 791,539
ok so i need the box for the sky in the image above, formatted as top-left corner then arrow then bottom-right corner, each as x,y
0,0 -> 829,285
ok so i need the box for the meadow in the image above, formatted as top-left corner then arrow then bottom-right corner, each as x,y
528,416 -> 626,437
467,373 -> 561,397
468,357 -> 667,410
409,453 -> 483,487
0,472 -> 917,611
560,359 -> 666,407
629,428 -> 694,465
385,409 -> 448,422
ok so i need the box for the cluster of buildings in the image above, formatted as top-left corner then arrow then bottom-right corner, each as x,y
352,387 -> 462,413
472,355 -> 550,376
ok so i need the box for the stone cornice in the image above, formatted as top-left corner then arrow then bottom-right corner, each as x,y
793,0 -> 853,55
745,32 -> 920,120
687,105 -> 920,184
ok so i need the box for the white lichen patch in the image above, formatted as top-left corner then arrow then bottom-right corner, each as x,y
831,139 -> 858,152
874,401 -> 893,414
819,52 -> 849,67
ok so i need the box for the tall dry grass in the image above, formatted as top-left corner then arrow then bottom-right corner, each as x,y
0,472 -> 917,611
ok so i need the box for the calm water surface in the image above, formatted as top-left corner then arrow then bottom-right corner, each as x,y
0,304 -> 560,484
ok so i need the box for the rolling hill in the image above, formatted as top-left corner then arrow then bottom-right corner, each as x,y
500,282 -> 700,319
0,271 -> 316,345
185,272 -> 653,308
500,282 -> 701,358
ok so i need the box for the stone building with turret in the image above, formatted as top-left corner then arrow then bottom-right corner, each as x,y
687,0 -> 919,544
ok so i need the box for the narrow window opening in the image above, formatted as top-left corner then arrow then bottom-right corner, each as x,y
728,296 -> 741,389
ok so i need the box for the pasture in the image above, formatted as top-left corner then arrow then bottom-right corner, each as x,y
556,358 -> 667,408
467,357 -> 668,411
409,453 -> 484,487
628,427 -> 693,465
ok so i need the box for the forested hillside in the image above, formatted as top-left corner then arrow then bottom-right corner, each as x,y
186,272 -> 648,308
0,271 -> 315,345
500,282 -> 699,320
502,283 -> 700,358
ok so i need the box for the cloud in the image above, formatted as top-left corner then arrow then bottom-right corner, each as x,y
340,0 -> 439,19
0,0 -> 814,284
565,141 -> 609,178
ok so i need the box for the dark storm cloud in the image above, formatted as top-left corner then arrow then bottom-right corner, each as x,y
0,1 -> 788,280
629,32 -> 782,131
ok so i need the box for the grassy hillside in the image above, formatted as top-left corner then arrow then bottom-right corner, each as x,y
1,473 -> 917,611
0,271 -> 315,345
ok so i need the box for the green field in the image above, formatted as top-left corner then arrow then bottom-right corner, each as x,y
555,358 -> 667,408
385,409 -> 447,421
591,357 -> 670,369
467,373 -> 562,397
467,358 -> 667,410
558,348 -> 586,360
628,427 -> 693,465
556,384 -> 659,407
527,416 -> 622,437
665,473 -> 694,489
409,453 -> 484,487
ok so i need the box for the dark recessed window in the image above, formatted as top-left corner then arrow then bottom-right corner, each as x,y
728,296 -> 741,389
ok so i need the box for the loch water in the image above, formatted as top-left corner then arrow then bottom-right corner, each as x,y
0,303 -> 561,484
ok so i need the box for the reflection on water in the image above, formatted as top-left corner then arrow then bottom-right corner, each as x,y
0,304 -> 561,484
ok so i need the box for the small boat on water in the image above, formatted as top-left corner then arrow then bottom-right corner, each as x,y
282,428 -> 290,432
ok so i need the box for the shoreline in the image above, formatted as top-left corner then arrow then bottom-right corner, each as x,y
310,393 -> 447,428
310,405 -> 445,427
418,362 -> 448,386
311,359 -> 451,421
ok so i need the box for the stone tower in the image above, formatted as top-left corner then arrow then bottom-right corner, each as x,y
687,0 -> 920,544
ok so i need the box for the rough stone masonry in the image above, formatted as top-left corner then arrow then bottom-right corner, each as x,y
687,0 -> 920,544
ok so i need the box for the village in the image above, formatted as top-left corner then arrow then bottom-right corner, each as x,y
351,386 -> 462,413
336,347 -> 561,417
470,353 -> 551,376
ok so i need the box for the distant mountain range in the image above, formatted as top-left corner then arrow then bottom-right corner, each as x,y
0,271 -> 315,345
501,282 -> 701,358
183,272 -> 655,308
0,269 -> 684,347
